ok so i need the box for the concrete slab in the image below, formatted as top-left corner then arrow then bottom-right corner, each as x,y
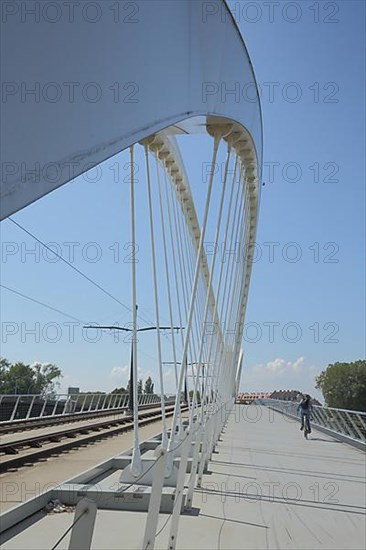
0,413 -> 178,513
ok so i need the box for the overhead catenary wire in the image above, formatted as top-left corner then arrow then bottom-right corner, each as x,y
0,283 -> 150,353
0,283 -> 86,324
7,216 -> 155,329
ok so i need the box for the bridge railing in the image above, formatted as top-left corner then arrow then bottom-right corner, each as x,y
0,393 -> 177,423
257,398 -> 366,449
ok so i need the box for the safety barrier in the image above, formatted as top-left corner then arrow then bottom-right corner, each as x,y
0,393 -> 176,423
258,398 -> 366,450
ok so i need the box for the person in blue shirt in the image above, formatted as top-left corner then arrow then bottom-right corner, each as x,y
297,394 -> 313,432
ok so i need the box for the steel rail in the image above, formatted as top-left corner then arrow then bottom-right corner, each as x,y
0,399 -> 176,435
0,404 -> 188,473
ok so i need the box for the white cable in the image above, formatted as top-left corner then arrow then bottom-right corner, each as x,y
168,133 -> 222,448
144,145 -> 168,449
129,145 -> 142,477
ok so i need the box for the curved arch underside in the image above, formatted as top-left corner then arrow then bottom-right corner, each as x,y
150,117 -> 260,346
0,0 -> 262,220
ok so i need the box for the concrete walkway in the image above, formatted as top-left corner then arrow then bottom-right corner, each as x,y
1,405 -> 365,549
172,405 -> 366,550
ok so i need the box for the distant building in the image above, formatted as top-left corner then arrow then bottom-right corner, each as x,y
269,390 -> 302,401
67,387 -> 80,395
237,392 -> 271,404
269,390 -> 322,406
237,390 -> 322,406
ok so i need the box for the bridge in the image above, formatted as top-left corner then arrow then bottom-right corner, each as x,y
0,0 -> 364,548
0,402 -> 365,549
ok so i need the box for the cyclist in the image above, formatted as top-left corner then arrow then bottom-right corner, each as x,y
297,394 -> 313,433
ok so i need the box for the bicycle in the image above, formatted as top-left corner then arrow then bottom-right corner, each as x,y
301,413 -> 311,439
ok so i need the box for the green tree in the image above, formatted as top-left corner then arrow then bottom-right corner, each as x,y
32,362 -> 62,395
315,360 -> 366,411
0,358 -> 11,393
0,358 -> 62,395
189,390 -> 200,402
2,362 -> 35,394
127,379 -> 143,395
111,386 -> 128,394
144,376 -> 154,394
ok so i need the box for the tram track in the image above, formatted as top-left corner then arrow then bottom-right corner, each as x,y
0,404 -> 187,473
0,400 -> 175,435
0,407 -> 128,435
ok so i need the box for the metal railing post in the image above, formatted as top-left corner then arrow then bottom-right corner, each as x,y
25,395 -> 36,419
80,394 -> 88,413
101,394 -> 108,410
73,394 -> 81,414
87,394 -> 95,412
311,407 -> 324,426
356,414 -> 366,440
51,396 -> 61,416
95,394 -> 103,411
346,412 -> 365,441
9,396 -> 21,421
62,396 -> 71,415
334,409 -> 353,437
328,409 -> 343,433
39,396 -> 48,418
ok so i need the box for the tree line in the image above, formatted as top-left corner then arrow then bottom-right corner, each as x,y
111,376 -> 155,395
0,357 -> 156,397
1,356 -> 365,411
315,360 -> 365,411
0,358 -> 62,395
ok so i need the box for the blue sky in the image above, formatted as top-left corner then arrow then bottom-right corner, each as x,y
231,0 -> 366,398
1,1 -> 365,401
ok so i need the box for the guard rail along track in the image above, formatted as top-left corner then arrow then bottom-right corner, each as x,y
0,392 -> 173,424
0,395 -> 177,435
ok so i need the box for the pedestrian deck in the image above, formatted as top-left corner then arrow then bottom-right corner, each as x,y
1,405 -> 365,549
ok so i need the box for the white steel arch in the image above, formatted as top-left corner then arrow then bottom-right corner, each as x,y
0,2 -> 262,548
146,117 -> 260,355
0,0 -> 262,220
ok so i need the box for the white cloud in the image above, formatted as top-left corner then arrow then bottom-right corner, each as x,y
110,365 -> 129,379
241,356 -> 323,401
266,358 -> 286,372
290,356 -> 305,371
137,368 -> 152,380
257,356 -> 305,374
163,368 -> 175,379
109,366 -> 154,386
